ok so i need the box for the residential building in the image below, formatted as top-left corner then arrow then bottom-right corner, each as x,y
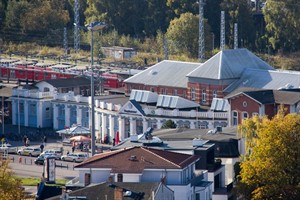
68,146 -> 213,200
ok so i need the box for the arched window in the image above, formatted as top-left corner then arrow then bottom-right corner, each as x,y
213,90 -> 217,98
191,88 -> 196,101
44,87 -> 50,92
242,112 -> 248,120
232,111 -> 238,126
202,89 -> 206,103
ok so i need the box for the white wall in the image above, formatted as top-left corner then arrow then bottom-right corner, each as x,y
155,184 -> 174,200
78,169 -> 111,184
122,173 -> 141,182
220,157 -> 240,185
35,82 -> 56,92
142,170 -> 182,185
168,185 -> 190,200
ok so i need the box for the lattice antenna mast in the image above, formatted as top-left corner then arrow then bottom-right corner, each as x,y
198,0 -> 205,62
74,0 -> 80,53
163,35 -> 169,60
63,27 -> 68,57
220,11 -> 225,50
234,23 -> 238,49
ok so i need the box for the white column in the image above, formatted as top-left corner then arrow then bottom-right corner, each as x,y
101,113 -> 107,141
190,120 -> 196,129
53,104 -> 59,129
129,117 -> 136,135
142,118 -> 148,133
95,112 -> 100,131
24,101 -> 28,126
12,100 -> 17,125
76,106 -> 82,126
118,117 -> 125,141
37,102 -> 43,128
156,119 -> 162,129
65,105 -> 70,128
109,115 -> 115,140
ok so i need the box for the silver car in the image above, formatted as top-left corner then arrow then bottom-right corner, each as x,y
61,153 -> 88,163
17,147 -> 41,157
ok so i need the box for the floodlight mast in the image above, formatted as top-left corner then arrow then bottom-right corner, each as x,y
74,22 -> 106,156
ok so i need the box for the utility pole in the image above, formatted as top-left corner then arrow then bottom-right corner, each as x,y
74,0 -> 80,53
234,23 -> 238,49
198,0 -> 205,62
64,27 -> 68,57
220,11 -> 225,50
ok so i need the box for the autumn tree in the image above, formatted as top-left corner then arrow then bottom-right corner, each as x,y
237,112 -> 300,199
0,160 -> 25,200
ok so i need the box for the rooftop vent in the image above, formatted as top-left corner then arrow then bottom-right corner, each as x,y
129,155 -> 138,161
192,139 -> 208,147
130,135 -> 138,142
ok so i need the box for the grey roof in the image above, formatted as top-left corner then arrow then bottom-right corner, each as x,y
157,95 -> 200,109
130,90 -> 158,103
124,60 -> 200,88
224,68 -> 300,93
210,98 -> 229,111
187,48 -> 274,80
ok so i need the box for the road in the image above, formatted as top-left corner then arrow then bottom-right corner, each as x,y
9,155 -> 78,180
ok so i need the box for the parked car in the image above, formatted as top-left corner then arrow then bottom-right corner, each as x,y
17,147 -> 41,157
40,149 -> 62,160
34,153 -> 56,165
61,153 -> 88,163
0,143 -> 17,154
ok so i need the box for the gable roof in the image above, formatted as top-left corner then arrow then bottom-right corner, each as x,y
157,95 -> 200,109
118,100 -> 146,116
224,68 -> 300,93
187,48 -> 274,80
37,76 -> 90,88
130,89 -> 158,103
75,146 -> 199,172
124,60 -> 200,88
226,88 -> 300,105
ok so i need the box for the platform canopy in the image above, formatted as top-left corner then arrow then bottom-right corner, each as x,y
57,125 -> 90,136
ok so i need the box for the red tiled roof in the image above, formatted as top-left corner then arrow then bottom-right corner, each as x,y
75,147 -> 199,173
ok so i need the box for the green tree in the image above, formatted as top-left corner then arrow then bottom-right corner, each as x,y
220,0 -> 256,49
237,112 -> 300,199
162,120 -> 177,128
0,160 -> 25,200
166,12 -> 211,58
263,0 -> 300,52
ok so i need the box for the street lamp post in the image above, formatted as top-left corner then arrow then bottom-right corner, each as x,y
75,22 -> 106,156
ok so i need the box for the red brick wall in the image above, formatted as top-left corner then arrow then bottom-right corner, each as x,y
187,82 -> 228,105
229,95 -> 261,124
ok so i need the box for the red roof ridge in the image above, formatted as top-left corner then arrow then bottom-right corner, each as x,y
141,147 -> 181,168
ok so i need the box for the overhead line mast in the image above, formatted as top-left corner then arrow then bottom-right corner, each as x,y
74,0 -> 80,53
198,0 -> 205,62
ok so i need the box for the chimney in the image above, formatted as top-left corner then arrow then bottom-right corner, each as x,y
114,187 -> 124,200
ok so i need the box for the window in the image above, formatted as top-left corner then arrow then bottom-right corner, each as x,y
213,90 -> 217,98
243,101 -> 248,107
232,111 -> 238,126
29,104 -> 36,115
173,89 -> 177,96
252,112 -> 259,117
242,112 -> 248,120
44,87 -> 50,92
150,87 -> 155,92
191,88 -> 195,101
183,91 -> 186,98
160,88 -> 164,94
117,174 -> 123,182
202,89 -> 206,103
165,88 -> 168,95
45,107 -> 51,119
19,102 -> 24,113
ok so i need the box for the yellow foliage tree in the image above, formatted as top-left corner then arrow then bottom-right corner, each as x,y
0,160 -> 25,200
237,111 -> 300,199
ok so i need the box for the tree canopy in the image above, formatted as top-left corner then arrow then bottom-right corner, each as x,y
237,112 -> 300,199
0,160 -> 25,200
0,0 -> 299,57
